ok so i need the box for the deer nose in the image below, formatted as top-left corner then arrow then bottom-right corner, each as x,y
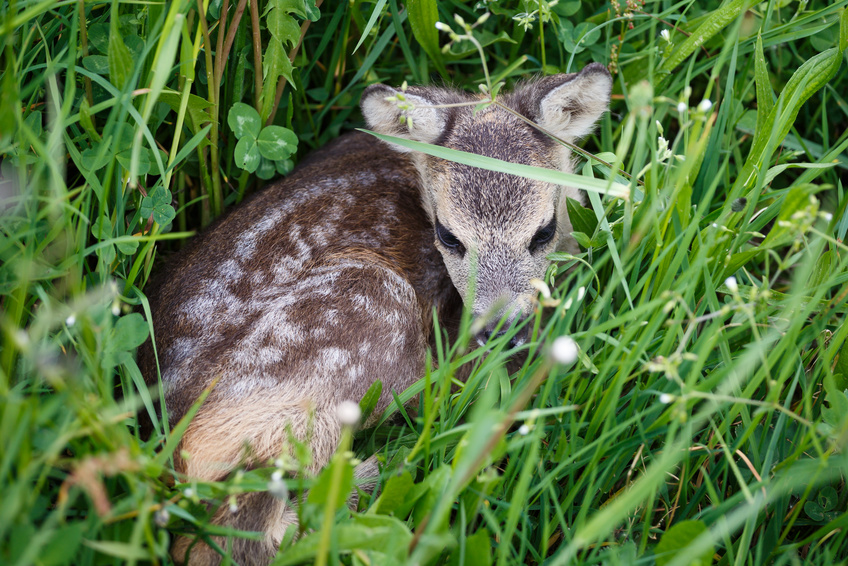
475,324 -> 528,349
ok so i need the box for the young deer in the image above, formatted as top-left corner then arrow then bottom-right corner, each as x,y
138,63 -> 611,565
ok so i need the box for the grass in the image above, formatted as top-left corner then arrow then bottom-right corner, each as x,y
1,0 -> 848,564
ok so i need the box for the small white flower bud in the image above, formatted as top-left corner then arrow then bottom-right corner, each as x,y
434,21 -> 448,31
337,400 -> 362,426
518,424 -> 531,435
229,502 -> 238,513
577,286 -> 586,301
551,336 -> 578,365
659,393 -> 674,404
725,276 -> 738,292
660,29 -> 670,41
183,488 -> 194,498
698,99 -> 712,112
65,315 -> 76,326
677,102 -> 687,113
154,508 -> 170,527
268,477 -> 289,500
111,303 -> 121,316
821,211 -> 833,222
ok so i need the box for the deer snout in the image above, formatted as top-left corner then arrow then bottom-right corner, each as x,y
475,320 -> 529,349
472,296 -> 533,349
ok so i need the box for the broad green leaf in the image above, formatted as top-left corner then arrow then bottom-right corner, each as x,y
82,55 -> 109,75
408,0 -> 446,76
267,9 -> 302,48
754,34 -> 773,139
78,100 -> 101,142
139,186 -> 176,225
450,528 -> 492,566
571,231 -> 592,249
116,148 -> 150,175
24,109 -> 42,138
359,379 -> 383,424
0,63 -> 18,137
449,30 -> 516,57
272,515 -> 412,566
566,197 -> 598,236
108,313 -> 150,353
234,137 -> 261,173
82,540 -> 150,560
805,500 -> 825,521
654,520 -> 713,566
760,186 -> 818,248
228,102 -> 262,139
375,470 -> 414,515
91,215 -> 112,240
256,125 -> 298,161
822,373 -> 848,431
80,145 -> 111,171
558,20 -> 600,54
737,9 -> 848,191
261,38 -> 294,121
117,238 -> 139,255
271,0 -> 320,21
157,89 -> 214,135
818,485 -> 838,511
87,22 -> 110,54
108,3 -> 133,89
275,158 -> 295,175
256,157 -> 277,180
659,0 -> 758,74
306,454 -> 353,508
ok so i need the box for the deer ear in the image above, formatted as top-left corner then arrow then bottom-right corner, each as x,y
531,63 -> 612,142
360,85 -> 448,152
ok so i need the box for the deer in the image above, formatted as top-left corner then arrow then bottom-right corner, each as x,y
137,62 -> 612,565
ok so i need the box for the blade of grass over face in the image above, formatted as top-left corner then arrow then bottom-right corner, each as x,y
360,129 -> 631,199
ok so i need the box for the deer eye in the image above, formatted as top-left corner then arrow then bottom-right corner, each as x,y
436,220 -> 465,255
529,216 -> 557,253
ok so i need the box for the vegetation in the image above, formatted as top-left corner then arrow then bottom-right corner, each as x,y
1,0 -> 848,564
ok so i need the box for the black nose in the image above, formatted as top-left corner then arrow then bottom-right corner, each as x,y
476,326 -> 528,349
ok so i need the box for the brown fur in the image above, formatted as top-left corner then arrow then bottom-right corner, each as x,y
139,67 -> 611,565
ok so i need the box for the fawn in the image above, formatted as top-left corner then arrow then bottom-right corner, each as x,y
138,62 -> 611,565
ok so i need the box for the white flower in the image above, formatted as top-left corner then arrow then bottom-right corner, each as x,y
698,99 -> 712,112
659,393 -> 674,404
660,29 -> 670,42
518,424 -> 531,435
725,276 -> 738,292
271,470 -> 283,482
111,303 -> 121,316
577,286 -> 586,301
337,400 -> 362,426
551,336 -> 578,365
183,488 -> 194,498
677,102 -> 687,113
65,315 -> 76,326
154,508 -> 170,527
434,21 -> 448,31
229,502 -> 238,513
821,211 -> 833,222
268,477 -> 289,500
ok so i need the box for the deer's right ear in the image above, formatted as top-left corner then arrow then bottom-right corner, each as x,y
361,84 -> 447,152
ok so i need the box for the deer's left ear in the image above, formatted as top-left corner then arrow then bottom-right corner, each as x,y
522,63 -> 613,142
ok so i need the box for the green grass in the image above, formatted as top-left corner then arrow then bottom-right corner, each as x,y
2,0 -> 848,564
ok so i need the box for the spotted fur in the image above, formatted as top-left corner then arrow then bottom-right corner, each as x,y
139,64 -> 611,565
